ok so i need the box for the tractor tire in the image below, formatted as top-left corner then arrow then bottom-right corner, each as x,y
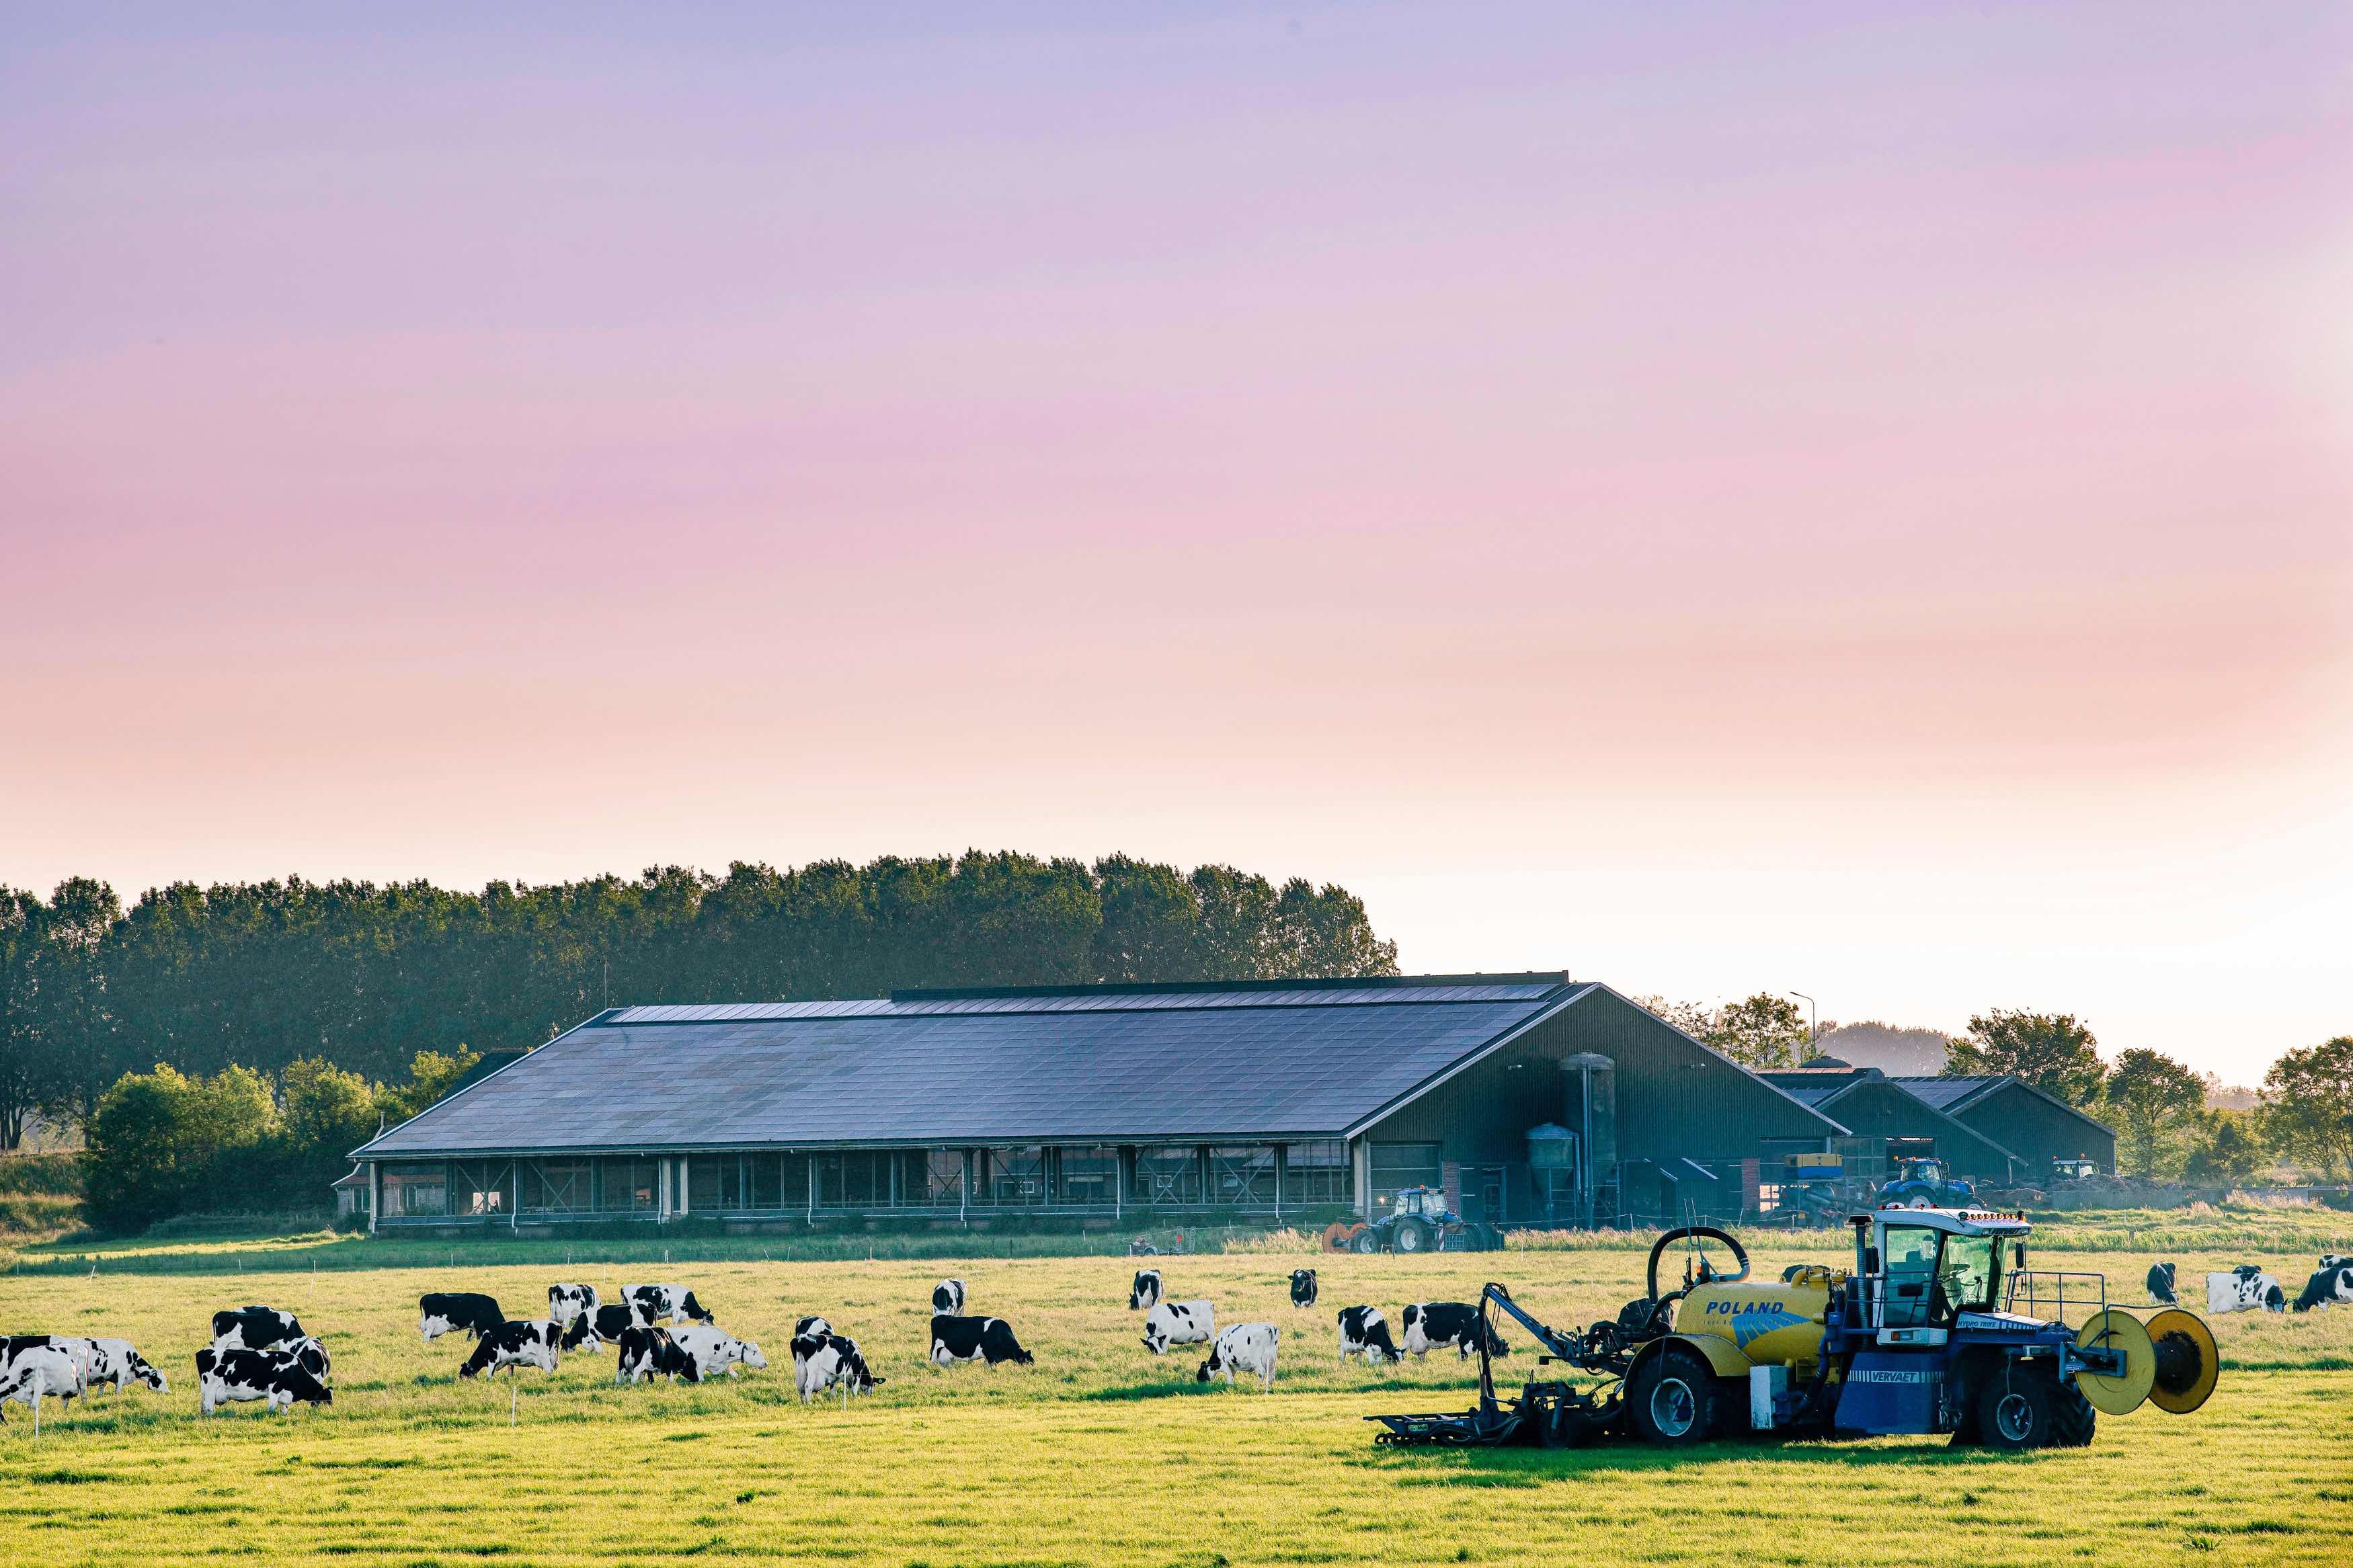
2049,1379 -> 2098,1448
1393,1219 -> 1433,1255
1629,1348 -> 1718,1447
1351,1228 -> 1383,1255
1972,1368 -> 2057,1450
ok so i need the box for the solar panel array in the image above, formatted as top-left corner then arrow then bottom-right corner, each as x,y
359,981 -> 1587,1156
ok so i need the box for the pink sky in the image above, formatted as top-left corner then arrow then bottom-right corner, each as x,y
5,4 -> 2349,1079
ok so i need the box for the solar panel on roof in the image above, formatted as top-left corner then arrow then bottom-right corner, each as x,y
359,984 -> 1591,1157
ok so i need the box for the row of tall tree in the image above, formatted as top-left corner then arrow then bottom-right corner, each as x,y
0,854 -> 1400,1149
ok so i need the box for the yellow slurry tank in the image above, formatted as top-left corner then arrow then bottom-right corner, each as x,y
1673,1272 -> 1833,1372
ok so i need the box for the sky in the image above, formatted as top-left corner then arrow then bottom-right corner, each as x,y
4,3 -> 2349,1083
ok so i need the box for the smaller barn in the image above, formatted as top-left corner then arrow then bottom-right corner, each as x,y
1888,1076 -> 2115,1178
1758,1068 -> 2026,1186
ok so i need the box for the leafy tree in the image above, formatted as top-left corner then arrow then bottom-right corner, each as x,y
32,878 -> 123,1129
377,1048 -> 483,1125
0,889 -> 44,1149
1704,993 -> 1819,1070
2183,1110 -> 2266,1184
2263,1036 -> 2353,1182
1944,1009 -> 2105,1104
80,1063 -> 278,1232
2104,1048 -> 2206,1178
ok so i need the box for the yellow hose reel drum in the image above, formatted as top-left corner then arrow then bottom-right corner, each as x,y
2142,1308 -> 2221,1415
2073,1309 -> 2157,1415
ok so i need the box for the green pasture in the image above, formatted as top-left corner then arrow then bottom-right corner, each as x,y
0,1223 -> 2344,1566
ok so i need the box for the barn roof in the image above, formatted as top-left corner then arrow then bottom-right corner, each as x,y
353,973 -> 1599,1159
1888,1075 -> 2116,1137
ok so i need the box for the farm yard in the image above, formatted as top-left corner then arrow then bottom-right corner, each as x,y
0,1221 -> 2346,1567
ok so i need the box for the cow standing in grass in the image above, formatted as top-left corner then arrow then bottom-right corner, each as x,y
1142,1300 -> 1215,1356
1197,1324 -> 1279,1391
1129,1270 -> 1162,1311
670,1326 -> 768,1380
0,1342 -> 84,1429
931,1280 -> 966,1313
623,1284 -> 715,1327
1289,1270 -> 1318,1309
793,1329 -> 881,1405
420,1292 -> 504,1342
196,1346 -> 329,1417
929,1315 -> 1033,1368
616,1327 -> 703,1385
458,1321 -> 561,1380
1337,1306 -> 1399,1366
211,1305 -> 305,1351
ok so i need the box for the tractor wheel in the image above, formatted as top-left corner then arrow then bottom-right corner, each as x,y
1630,1348 -> 1718,1447
1351,1228 -> 1383,1255
1973,1368 -> 2057,1450
2049,1379 -> 2098,1448
1393,1219 -> 1433,1254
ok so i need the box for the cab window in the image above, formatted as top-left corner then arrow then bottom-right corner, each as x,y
1880,1225 -> 1940,1328
1937,1233 -> 1997,1317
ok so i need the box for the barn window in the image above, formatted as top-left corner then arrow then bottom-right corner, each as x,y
1209,1146 -> 1277,1206
973,1146 -> 1047,1205
1057,1147 -> 1119,1206
688,1157 -> 747,1212
1285,1141 -> 1352,1206
452,1160 -> 512,1215
596,1157 -> 659,1212
381,1162 -> 448,1218
1368,1142 -> 1442,1212
922,1149 -> 967,1206
1133,1146 -> 1204,1206
520,1159 -> 591,1213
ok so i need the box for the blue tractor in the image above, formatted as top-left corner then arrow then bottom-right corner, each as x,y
1877,1155 -> 1976,1210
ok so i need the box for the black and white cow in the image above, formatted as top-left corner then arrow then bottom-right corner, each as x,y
1289,1269 -> 1318,1309
420,1292 -> 505,1342
65,1337 -> 167,1395
794,1315 -> 832,1340
195,1346 -> 330,1416
548,1284 -> 600,1327
1337,1305 -> 1399,1366
2145,1262 -> 2178,1305
1141,1299 -> 1215,1356
1400,1302 -> 1509,1360
0,1341 -> 84,1426
929,1314 -> 1033,1368
616,1325 -> 703,1385
670,1325 -> 767,1379
793,1329 -> 882,1405
622,1283 -> 715,1327
2206,1266 -> 2286,1314
932,1279 -> 967,1314
211,1305 -> 305,1350
561,1303 -> 635,1352
2292,1259 -> 2353,1312
1196,1323 -> 1279,1391
278,1335 -> 331,1380
458,1321 -> 561,1380
1129,1269 -> 1163,1312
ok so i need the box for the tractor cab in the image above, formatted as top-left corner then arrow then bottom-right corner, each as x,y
1860,1206 -> 2030,1338
1392,1186 -> 1449,1223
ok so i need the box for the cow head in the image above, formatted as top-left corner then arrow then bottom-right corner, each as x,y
736,1339 -> 768,1371
559,1317 -> 598,1352
796,1316 -> 831,1340
285,1370 -> 332,1407
2322,1255 -> 2352,1271
130,1352 -> 167,1392
1195,1346 -> 1223,1383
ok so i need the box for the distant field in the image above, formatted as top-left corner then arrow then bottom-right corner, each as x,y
0,1219 -> 2346,1567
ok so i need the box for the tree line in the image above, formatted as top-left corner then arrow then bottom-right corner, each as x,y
0,852 -> 1400,1153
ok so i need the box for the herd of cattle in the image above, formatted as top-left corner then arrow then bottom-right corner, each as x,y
1129,1266 -> 1508,1389
1,1251 -> 2343,1428
2149,1254 -> 2353,1315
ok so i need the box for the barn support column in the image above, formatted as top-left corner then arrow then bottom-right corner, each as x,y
657,1158 -> 672,1220
1351,1138 -> 1370,1219
676,1156 -> 690,1217
368,1161 -> 381,1235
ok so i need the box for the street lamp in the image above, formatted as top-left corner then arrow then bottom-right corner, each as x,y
1786,991 -> 1817,1058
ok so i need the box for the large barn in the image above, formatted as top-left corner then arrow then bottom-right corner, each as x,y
350,972 -> 1870,1233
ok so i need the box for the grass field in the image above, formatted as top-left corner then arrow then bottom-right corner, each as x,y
1,1224 -> 2346,1567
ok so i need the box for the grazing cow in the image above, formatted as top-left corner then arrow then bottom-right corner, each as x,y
622,1283 -> 715,1327
2292,1260 -> 2353,1313
793,1329 -> 882,1405
670,1325 -> 768,1379
2146,1263 -> 2178,1305
1141,1300 -> 1215,1356
616,1326 -> 703,1385
278,1335 -> 331,1380
210,1305 -> 305,1351
932,1279 -> 967,1314
420,1292 -> 504,1342
65,1337 -> 167,1395
1197,1323 -> 1279,1391
2206,1266 -> 2286,1314
195,1346 -> 330,1416
794,1315 -> 832,1340
458,1321 -> 561,1380
0,1344 -> 84,1428
2324,1254 -> 2352,1270
929,1314 -> 1034,1368
1336,1305 -> 1400,1366
1290,1269 -> 1318,1309
1129,1269 -> 1163,1312
547,1284 -> 600,1327
1401,1302 -> 1509,1360
560,1303 -> 632,1352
